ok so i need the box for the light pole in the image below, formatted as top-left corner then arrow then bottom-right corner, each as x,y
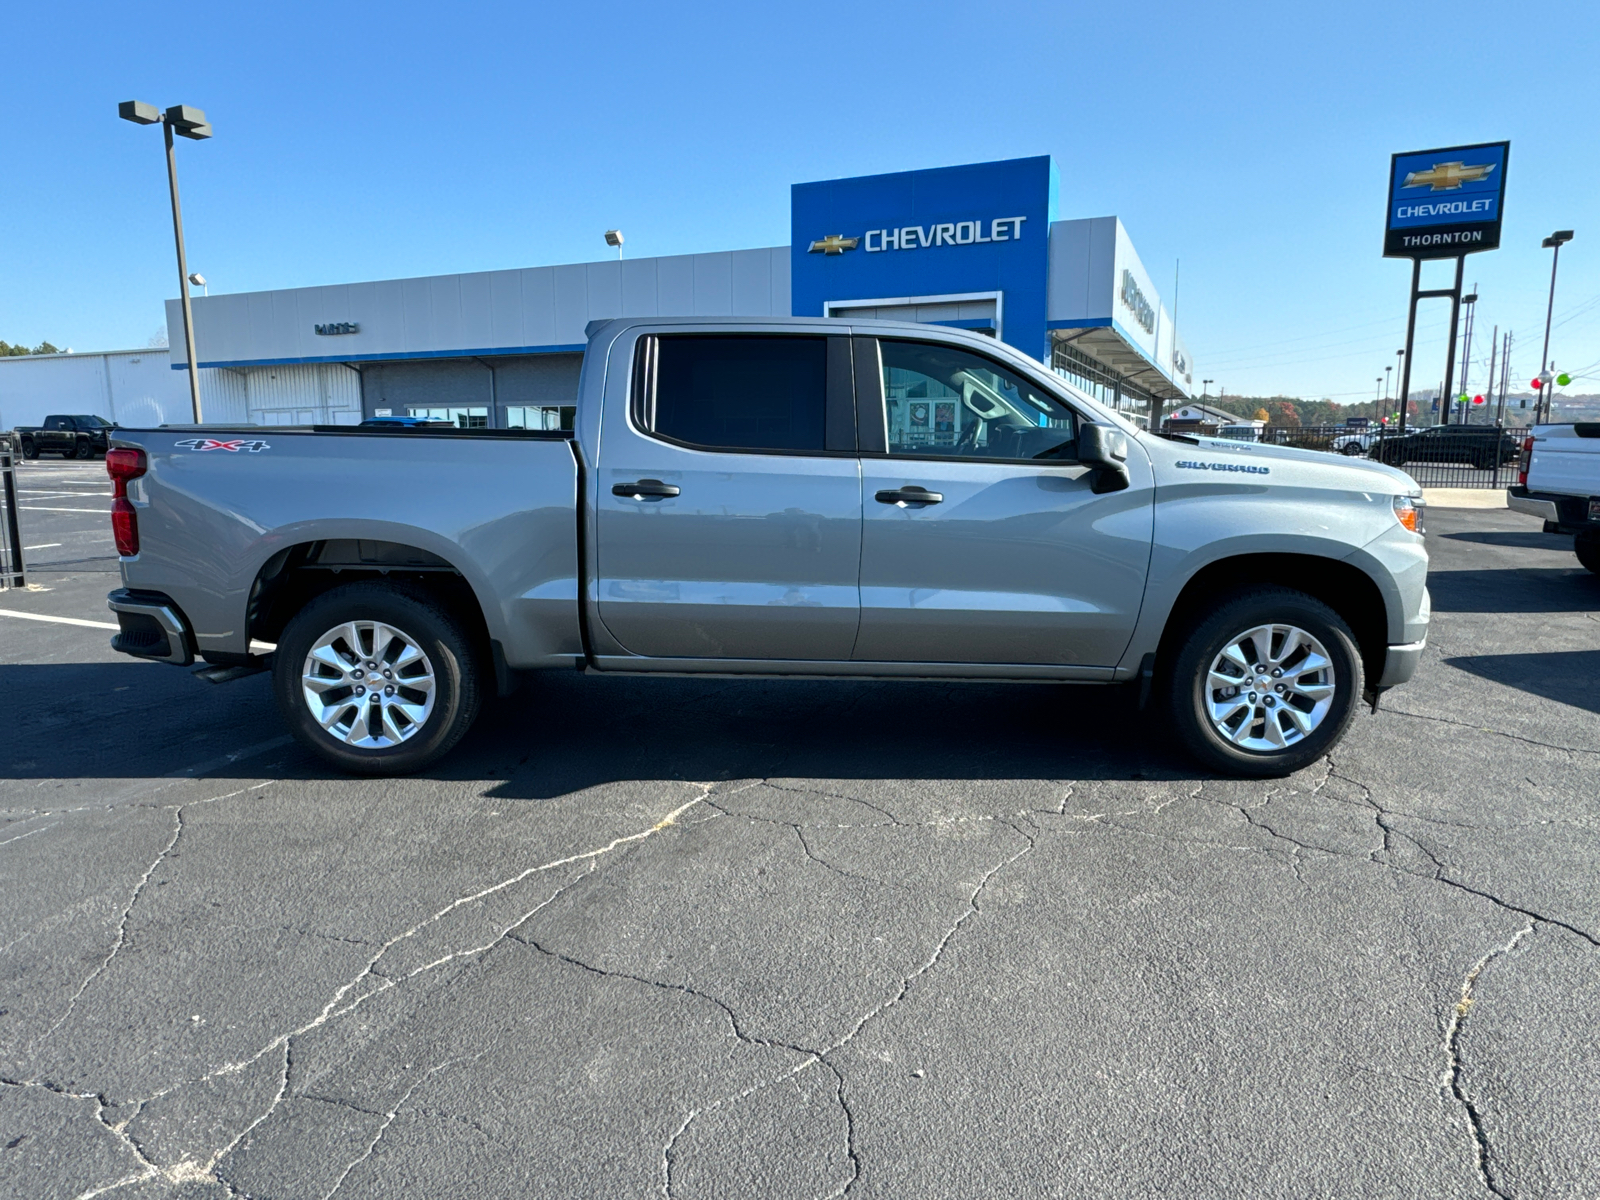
1395,350 -> 1405,424
1385,364 -> 1392,414
120,101 -> 212,424
1202,379 -> 1212,402
1454,290 -> 1477,424
1538,230 -> 1574,423
605,229 -> 624,260
188,272 -> 208,297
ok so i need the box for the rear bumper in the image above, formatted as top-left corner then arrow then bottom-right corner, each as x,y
1507,485 -> 1597,535
1376,639 -> 1426,688
107,588 -> 194,666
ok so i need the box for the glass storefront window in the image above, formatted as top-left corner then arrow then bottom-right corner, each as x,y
505,405 -> 575,431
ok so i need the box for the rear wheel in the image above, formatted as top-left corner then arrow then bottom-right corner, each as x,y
1576,533 -> 1600,576
1167,587 -> 1362,777
1341,442 -> 1363,456
272,582 -> 481,775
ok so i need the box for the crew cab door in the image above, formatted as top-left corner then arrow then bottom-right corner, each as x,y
852,336 -> 1153,667
41,416 -> 70,453
594,330 -> 862,661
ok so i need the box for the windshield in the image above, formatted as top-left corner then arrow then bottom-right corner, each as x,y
73,415 -> 112,426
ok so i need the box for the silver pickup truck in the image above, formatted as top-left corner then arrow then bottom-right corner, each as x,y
103,317 -> 1430,777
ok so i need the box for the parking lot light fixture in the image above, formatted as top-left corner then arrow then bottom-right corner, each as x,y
604,229 -> 624,260
1538,230 -> 1574,423
119,100 -> 213,423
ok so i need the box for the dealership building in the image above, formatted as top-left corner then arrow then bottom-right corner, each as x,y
1,157 -> 1195,432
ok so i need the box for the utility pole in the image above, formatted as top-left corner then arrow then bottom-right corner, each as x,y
1483,324 -> 1498,425
1500,330 -> 1514,422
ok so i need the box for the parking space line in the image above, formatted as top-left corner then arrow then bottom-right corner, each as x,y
24,544 -> 63,550
0,608 -> 119,630
19,506 -> 108,513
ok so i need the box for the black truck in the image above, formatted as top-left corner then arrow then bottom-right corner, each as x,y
13,414 -> 116,459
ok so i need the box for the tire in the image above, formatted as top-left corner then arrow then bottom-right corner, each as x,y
1341,442 -> 1363,456
74,440 -> 93,460
272,581 -> 482,775
20,439 -> 37,460
1577,533 -> 1600,576
1166,587 -> 1363,778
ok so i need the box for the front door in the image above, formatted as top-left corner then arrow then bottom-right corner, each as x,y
853,337 -> 1153,667
595,332 -> 862,661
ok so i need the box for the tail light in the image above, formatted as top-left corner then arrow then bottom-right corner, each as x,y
1517,437 -> 1534,486
106,448 -> 147,557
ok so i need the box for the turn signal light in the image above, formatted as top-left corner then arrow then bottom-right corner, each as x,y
1517,436 -> 1534,486
1392,494 -> 1422,534
106,448 -> 147,557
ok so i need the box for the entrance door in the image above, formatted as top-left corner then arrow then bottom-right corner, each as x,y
595,332 -> 862,661
853,337 -> 1152,667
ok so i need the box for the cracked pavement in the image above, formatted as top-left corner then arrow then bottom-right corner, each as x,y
1,505 -> 1597,1198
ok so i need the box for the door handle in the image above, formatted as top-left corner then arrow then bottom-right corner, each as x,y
612,479 -> 681,500
875,486 -> 944,506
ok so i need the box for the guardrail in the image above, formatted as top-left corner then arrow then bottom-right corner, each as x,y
1254,424 -> 1531,489
1,448 -> 24,588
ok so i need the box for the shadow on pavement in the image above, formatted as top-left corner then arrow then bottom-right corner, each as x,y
1427,567 -> 1598,613
1442,530 -> 1575,550
1443,650 -> 1600,716
0,660 -> 1189,791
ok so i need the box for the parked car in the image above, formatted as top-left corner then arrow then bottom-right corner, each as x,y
101,316 -> 1430,779
359,416 -> 458,429
1507,422 -> 1600,574
1332,429 -> 1380,456
15,414 -> 116,459
1371,424 -> 1520,469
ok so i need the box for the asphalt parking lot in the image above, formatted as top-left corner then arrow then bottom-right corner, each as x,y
2,459 -> 1597,1199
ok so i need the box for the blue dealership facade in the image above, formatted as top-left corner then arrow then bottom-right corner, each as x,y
165,157 -> 1195,430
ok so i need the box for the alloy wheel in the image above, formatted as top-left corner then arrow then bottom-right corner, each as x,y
1203,623 -> 1337,753
300,620 -> 436,748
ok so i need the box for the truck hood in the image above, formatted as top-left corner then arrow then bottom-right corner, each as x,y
1145,433 -> 1421,495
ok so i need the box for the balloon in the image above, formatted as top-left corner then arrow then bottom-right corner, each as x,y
1532,378 -> 1544,389
1473,395 -> 1486,404
1557,373 -> 1571,386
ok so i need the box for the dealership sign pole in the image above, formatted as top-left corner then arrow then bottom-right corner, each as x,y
1384,142 -> 1509,436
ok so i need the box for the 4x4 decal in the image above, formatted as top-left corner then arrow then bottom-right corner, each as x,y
174,438 -> 271,453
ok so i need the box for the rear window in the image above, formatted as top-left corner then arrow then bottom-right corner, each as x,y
647,335 -> 827,453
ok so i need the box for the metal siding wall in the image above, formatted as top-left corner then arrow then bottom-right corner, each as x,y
363,360 -> 492,414
199,368 -> 249,423
0,350 -> 214,429
245,364 -> 361,421
172,246 -> 791,368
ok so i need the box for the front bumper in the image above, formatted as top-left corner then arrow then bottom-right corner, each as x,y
107,588 -> 194,666
1376,639 -> 1426,688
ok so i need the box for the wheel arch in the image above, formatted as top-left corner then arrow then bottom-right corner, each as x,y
1152,551 -> 1393,686
245,536 -> 501,686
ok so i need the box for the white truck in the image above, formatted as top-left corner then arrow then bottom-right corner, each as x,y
1508,423 -> 1600,573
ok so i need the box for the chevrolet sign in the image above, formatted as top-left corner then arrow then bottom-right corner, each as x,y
1385,142 -> 1509,259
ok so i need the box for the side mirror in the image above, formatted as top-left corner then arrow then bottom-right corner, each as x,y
1078,424 -> 1130,493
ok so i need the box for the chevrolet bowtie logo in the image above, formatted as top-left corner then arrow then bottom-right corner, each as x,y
808,234 -> 859,255
1401,161 -> 1497,191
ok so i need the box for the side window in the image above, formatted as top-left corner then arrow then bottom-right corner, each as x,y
44,416 -> 66,431
645,336 -> 827,453
878,340 -> 1077,461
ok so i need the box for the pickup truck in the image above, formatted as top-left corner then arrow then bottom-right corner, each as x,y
1507,423 -> 1600,573
15,414 -> 116,459
101,316 -> 1431,778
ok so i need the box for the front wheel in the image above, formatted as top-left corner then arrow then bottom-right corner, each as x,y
20,439 -> 37,460
1341,442 -> 1363,456
1167,587 -> 1362,777
74,440 -> 93,459
1576,533 -> 1600,576
272,582 -> 482,775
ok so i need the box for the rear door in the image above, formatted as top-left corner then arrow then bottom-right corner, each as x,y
852,336 -> 1153,667
594,330 -> 863,661
40,417 -> 70,453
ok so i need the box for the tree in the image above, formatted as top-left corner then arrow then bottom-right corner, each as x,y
1269,400 -> 1301,428
0,340 -> 61,356
1253,407 -> 1270,423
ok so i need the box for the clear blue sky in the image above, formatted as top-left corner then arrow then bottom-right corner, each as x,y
4,0 -> 1597,403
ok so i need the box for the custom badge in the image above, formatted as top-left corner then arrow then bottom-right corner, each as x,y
173,438 -> 271,453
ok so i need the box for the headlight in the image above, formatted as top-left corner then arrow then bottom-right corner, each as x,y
1393,494 -> 1424,534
